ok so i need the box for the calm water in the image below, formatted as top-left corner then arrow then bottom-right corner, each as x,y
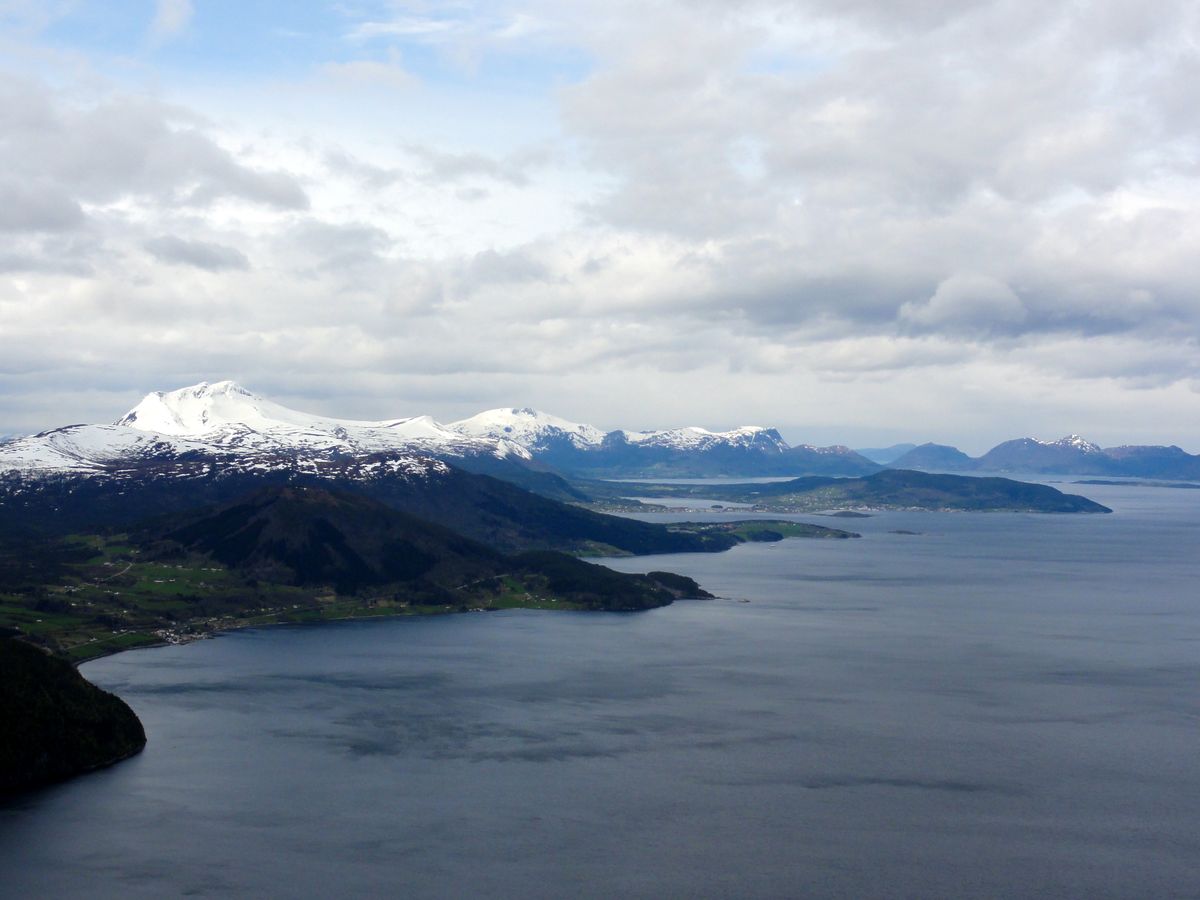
2,483 -> 1198,898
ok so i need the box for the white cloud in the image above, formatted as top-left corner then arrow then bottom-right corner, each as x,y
144,235 -> 249,271
1,1 -> 1199,448
319,50 -> 414,91
148,0 -> 193,47
900,274 -> 1026,333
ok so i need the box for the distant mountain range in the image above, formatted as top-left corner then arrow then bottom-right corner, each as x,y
455,408 -> 882,476
886,436 -> 1200,479
0,381 -> 880,480
0,381 -> 1195,483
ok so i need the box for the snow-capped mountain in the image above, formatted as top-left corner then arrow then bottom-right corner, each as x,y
449,412 -> 875,476
1046,434 -> 1103,454
0,383 -> 886,480
450,407 -> 606,452
0,381 -> 525,480
0,424 -> 211,474
974,436 -> 1113,474
0,380 -> 883,482
118,381 -> 527,459
620,425 -> 787,452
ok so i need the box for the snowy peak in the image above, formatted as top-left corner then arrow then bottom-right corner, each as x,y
621,425 -> 787,452
117,381 -> 278,435
1006,434 -> 1101,455
112,380 -> 523,460
450,407 -> 606,450
0,380 -> 535,479
1045,434 -> 1102,454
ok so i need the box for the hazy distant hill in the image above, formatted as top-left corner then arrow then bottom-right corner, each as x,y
1099,445 -> 1200,479
888,436 -> 1200,479
855,443 -> 917,464
975,436 -> 1112,474
890,443 -> 977,471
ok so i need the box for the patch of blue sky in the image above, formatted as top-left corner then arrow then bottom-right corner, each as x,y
35,2 -> 351,78
30,1 -> 592,93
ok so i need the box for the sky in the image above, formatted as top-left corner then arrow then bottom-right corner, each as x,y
0,0 -> 1198,454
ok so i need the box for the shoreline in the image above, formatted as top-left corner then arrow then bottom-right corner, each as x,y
70,603 -> 512,668
70,593 -> 710,668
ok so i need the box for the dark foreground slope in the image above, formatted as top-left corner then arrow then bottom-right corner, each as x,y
150,486 -> 712,609
0,487 -> 716,660
1,463 -> 735,556
152,486 -> 506,595
0,635 -> 145,794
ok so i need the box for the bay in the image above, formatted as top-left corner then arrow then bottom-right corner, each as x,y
1,482 -> 1197,898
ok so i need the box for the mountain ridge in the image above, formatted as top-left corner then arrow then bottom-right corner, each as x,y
892,435 -> 1200,479
3,382 -> 1196,481
0,382 -> 883,480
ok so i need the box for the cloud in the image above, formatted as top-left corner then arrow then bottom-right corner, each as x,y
0,75 -> 309,215
0,178 -> 85,232
404,144 -> 534,186
144,235 -> 250,271
0,0 -> 73,33
2,2 -> 1200,448
459,247 -> 551,289
900,274 -> 1026,334
148,0 -> 193,47
319,50 -> 414,91
322,147 -> 404,189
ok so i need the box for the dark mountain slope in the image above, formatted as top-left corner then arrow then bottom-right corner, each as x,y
0,462 -> 735,556
362,467 -> 736,554
151,486 -> 506,593
142,486 -> 713,611
0,636 -> 145,794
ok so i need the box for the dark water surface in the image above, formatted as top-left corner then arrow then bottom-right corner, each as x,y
2,483 -> 1198,898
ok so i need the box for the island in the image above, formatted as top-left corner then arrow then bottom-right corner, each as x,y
582,469 -> 1113,514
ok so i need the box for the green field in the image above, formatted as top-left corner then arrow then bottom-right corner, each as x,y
0,534 -> 656,661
